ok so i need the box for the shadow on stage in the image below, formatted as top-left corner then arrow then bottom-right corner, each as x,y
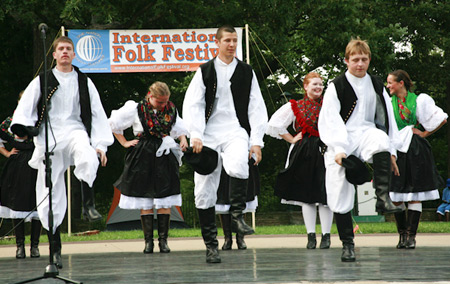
1,247 -> 450,283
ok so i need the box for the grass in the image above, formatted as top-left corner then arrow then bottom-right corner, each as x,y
1,221 -> 449,246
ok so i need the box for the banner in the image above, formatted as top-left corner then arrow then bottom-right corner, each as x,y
68,28 -> 243,73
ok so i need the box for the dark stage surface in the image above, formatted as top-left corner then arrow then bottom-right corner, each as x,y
2,246 -> 450,284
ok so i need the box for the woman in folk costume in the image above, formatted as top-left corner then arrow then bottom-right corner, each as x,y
266,72 -> 333,249
0,91 -> 41,259
386,69 -> 447,249
109,81 -> 188,253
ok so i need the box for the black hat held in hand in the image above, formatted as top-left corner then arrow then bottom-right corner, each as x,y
184,146 -> 218,175
341,155 -> 372,185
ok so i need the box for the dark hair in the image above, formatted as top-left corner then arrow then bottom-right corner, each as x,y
216,25 -> 236,40
389,69 -> 414,91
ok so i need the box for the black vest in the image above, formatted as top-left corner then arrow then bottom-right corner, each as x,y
333,73 -> 389,133
38,66 -> 92,136
200,58 -> 253,135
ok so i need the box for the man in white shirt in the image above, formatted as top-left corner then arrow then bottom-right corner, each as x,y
11,36 -> 113,268
183,25 -> 268,263
318,37 -> 401,262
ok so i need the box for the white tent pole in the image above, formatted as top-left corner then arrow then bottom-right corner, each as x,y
245,24 -> 250,64
67,168 -> 72,237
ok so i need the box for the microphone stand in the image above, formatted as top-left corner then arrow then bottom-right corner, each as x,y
14,24 -> 82,284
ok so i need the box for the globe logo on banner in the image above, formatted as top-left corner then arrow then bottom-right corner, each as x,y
76,35 -> 103,62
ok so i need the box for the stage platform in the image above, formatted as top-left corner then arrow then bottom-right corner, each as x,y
1,234 -> 450,284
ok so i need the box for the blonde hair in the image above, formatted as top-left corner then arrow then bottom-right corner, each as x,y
345,37 -> 371,60
148,81 -> 170,98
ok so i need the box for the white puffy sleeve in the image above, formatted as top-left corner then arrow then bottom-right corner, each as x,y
170,112 -> 188,139
248,70 -> 268,147
266,102 -> 295,139
88,78 -> 114,153
318,83 -> 349,155
108,100 -> 139,135
11,77 -> 41,128
182,69 -> 206,141
416,93 -> 448,132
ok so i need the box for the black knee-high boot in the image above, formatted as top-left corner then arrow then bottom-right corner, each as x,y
394,210 -> 407,249
141,215 -> 154,253
405,209 -> 421,249
335,212 -> 355,262
157,214 -> 171,253
229,177 -> 254,235
30,219 -> 41,258
198,207 -> 221,263
372,152 -> 402,214
219,214 -> 232,250
13,219 -> 25,259
47,226 -> 62,268
81,181 -> 102,222
236,233 -> 247,250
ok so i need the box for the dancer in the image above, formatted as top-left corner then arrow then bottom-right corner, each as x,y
183,25 -> 268,263
386,69 -> 447,249
109,81 -> 188,254
11,36 -> 114,268
0,91 -> 41,259
267,72 -> 333,249
318,37 -> 401,262
216,160 -> 259,250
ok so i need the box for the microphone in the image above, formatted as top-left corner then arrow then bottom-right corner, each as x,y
38,23 -> 48,39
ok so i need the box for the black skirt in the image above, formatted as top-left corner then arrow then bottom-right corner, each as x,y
274,135 -> 326,204
216,159 -> 260,204
391,134 -> 444,193
0,149 -> 38,212
114,136 -> 180,199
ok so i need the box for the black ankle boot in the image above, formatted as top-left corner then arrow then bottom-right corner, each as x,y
30,219 -> 41,258
319,233 -> 331,249
372,152 -> 402,214
81,181 -> 102,222
198,207 -> 221,263
306,233 -> 317,249
394,210 -> 407,249
229,177 -> 254,235
47,227 -> 63,268
219,214 -> 232,250
341,242 -> 355,262
157,214 -> 171,253
335,212 -> 356,262
405,209 -> 421,249
141,215 -> 154,254
236,233 -> 247,250
13,219 -> 25,259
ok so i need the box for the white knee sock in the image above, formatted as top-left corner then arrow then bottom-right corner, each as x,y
302,204 -> 317,233
408,202 -> 422,212
318,205 -> 333,234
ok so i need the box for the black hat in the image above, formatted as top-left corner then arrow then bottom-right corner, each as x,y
184,146 -> 218,175
341,155 -> 372,185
